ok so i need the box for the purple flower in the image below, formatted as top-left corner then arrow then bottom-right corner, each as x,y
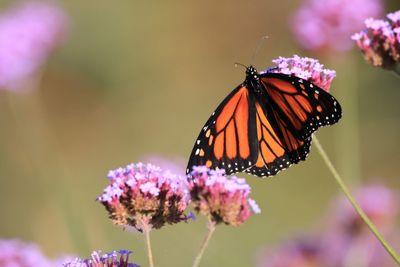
269,55 -> 336,91
0,1 -> 68,92
256,184 -> 399,267
387,10 -> 400,25
327,184 -> 399,234
63,250 -> 140,267
53,255 -> 80,267
257,238 -> 323,267
0,239 -> 53,267
98,162 -> 191,231
292,0 -> 383,52
140,155 -> 186,175
352,10 -> 400,72
321,184 -> 400,267
188,166 -> 260,226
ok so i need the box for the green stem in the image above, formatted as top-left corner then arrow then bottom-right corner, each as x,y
143,225 -> 155,267
192,218 -> 216,267
313,135 -> 400,264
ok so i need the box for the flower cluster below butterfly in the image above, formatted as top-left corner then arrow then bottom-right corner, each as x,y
186,65 -> 342,177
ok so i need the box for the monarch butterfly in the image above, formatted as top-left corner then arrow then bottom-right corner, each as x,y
186,65 -> 342,177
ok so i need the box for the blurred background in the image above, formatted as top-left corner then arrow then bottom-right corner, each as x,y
0,0 -> 399,266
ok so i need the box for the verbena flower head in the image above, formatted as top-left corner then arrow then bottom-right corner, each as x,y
292,0 -> 383,52
188,166 -> 260,226
352,10 -> 400,71
322,184 -> 399,267
269,55 -> 336,92
257,239 -> 323,267
330,184 -> 399,233
0,1 -> 68,91
63,250 -> 140,267
0,239 -> 52,267
97,162 -> 191,231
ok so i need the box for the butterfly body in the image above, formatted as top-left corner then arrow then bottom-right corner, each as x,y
187,66 -> 341,177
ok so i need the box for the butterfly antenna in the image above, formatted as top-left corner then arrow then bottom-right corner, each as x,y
234,62 -> 248,69
250,35 -> 269,65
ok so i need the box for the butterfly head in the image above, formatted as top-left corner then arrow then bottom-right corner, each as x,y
245,65 -> 261,91
246,66 -> 258,77
245,65 -> 259,81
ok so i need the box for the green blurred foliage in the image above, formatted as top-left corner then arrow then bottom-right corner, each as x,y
0,0 -> 399,266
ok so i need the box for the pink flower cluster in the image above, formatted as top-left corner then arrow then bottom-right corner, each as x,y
352,10 -> 400,71
257,184 -> 399,267
0,239 -> 53,267
269,55 -> 336,92
257,239 -> 321,267
328,184 -> 399,235
97,163 -> 191,231
0,1 -> 68,91
292,0 -> 382,52
188,166 -> 260,226
64,250 -> 140,267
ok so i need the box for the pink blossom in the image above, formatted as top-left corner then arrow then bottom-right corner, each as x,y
63,250 -> 140,267
0,1 -> 68,91
387,10 -> 400,25
322,184 -> 399,267
257,239 -> 323,267
292,0 -> 383,52
328,184 -> 398,232
140,155 -> 186,175
0,239 -> 53,267
188,166 -> 260,226
98,162 -> 192,231
353,10 -> 400,72
269,55 -> 336,92
256,184 -> 399,267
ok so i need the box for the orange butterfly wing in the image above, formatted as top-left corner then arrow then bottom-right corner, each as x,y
186,85 -> 259,174
187,70 -> 342,177
245,72 -> 341,176
259,72 -> 342,140
244,98 -> 312,177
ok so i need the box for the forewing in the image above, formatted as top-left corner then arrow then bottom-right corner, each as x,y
259,72 -> 342,140
186,85 -> 259,175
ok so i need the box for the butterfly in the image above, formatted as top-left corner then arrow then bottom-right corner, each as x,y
186,65 -> 342,177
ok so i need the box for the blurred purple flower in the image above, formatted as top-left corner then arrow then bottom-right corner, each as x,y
292,0 -> 383,52
97,162 -> 192,231
256,184 -> 399,267
0,239 -> 53,267
321,184 -> 399,267
328,184 -> 399,233
53,255 -> 79,267
0,1 -> 68,92
257,238 -> 323,267
63,250 -> 140,267
141,155 -> 186,176
188,166 -> 260,226
352,10 -> 400,72
269,55 -> 336,91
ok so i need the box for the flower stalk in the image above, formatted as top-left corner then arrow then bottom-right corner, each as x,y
313,135 -> 400,264
143,224 -> 155,267
192,218 -> 216,267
